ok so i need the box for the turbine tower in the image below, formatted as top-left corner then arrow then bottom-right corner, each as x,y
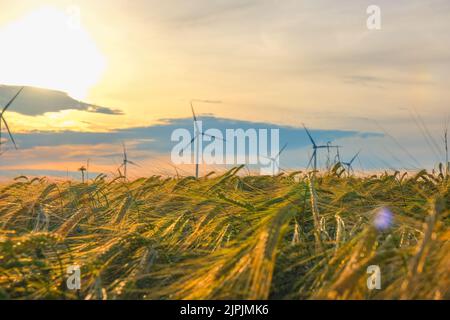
265,143 -> 288,176
78,166 -> 86,183
183,99 -> 222,179
0,86 -> 24,152
326,141 -> 333,169
120,142 -> 139,180
86,159 -> 90,183
342,150 -> 361,175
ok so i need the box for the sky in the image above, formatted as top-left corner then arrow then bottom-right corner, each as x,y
0,0 -> 449,179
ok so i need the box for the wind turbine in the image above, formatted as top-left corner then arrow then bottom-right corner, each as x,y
303,124 -> 341,171
265,143 -> 288,176
119,142 -> 139,180
0,86 -> 24,152
78,166 -> 87,183
342,150 -> 361,175
183,99 -> 222,179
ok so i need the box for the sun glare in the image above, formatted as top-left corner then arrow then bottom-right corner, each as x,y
0,6 -> 106,100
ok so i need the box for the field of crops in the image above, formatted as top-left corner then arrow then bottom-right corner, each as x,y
0,165 -> 448,300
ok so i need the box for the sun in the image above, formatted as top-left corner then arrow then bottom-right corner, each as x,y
0,6 -> 106,100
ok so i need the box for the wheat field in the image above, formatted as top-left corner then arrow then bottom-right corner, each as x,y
0,164 -> 448,300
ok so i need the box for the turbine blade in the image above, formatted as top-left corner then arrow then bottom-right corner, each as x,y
190,99 -> 221,132
305,153 -> 314,171
202,132 -> 226,142
260,155 -> 273,161
122,142 -> 127,160
127,160 -> 140,167
302,124 -> 316,147
190,102 -> 202,133
275,143 -> 288,159
190,102 -> 198,122
2,117 -> 17,149
181,136 -> 196,154
2,87 -> 24,114
349,150 -> 361,165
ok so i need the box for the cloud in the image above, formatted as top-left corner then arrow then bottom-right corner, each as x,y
0,169 -> 102,181
0,115 -> 382,178
342,75 -> 435,88
166,0 -> 262,26
0,85 -> 123,116
11,115 -> 379,153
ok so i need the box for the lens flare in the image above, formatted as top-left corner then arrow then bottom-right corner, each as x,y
373,207 -> 393,231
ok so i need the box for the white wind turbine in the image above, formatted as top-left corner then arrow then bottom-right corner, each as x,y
182,99 -> 222,179
342,150 -> 361,175
265,143 -> 288,176
119,142 -> 140,180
